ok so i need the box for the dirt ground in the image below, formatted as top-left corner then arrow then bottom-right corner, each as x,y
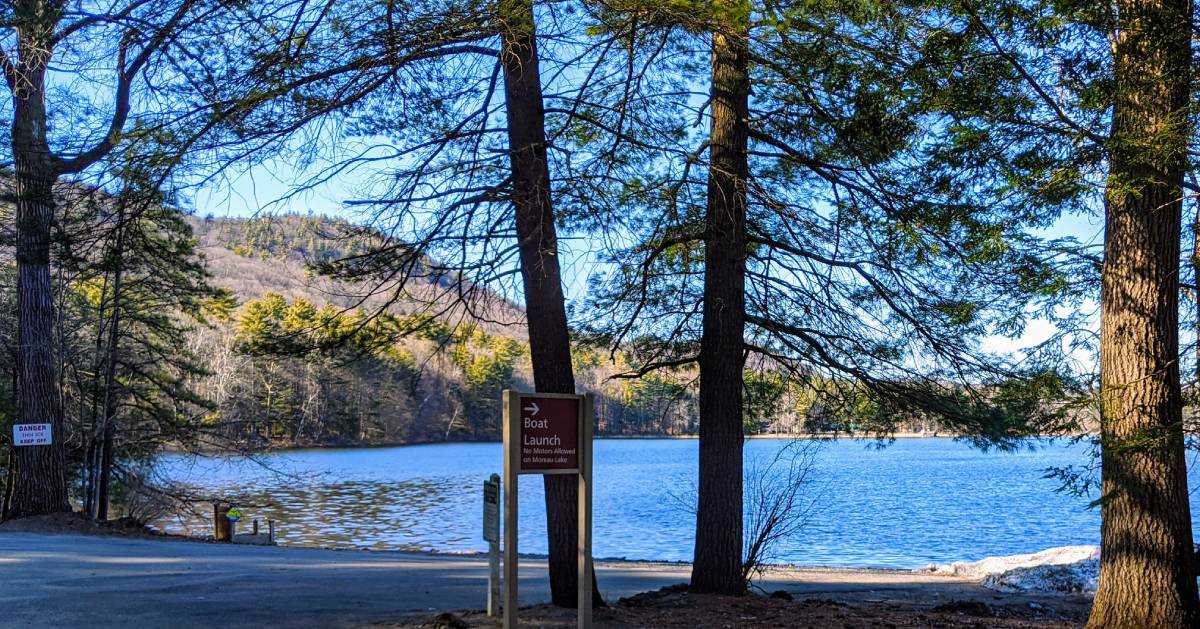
0,510 -> 198,540
385,585 -> 1088,629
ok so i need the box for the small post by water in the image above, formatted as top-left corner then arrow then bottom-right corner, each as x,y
483,474 -> 501,617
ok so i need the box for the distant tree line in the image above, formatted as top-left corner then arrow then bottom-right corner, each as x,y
167,215 -> 974,444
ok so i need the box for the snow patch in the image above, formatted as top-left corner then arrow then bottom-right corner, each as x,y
924,545 -> 1100,594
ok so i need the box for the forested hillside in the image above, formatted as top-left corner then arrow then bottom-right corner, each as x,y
182,213 -> 687,445
186,213 -> 975,446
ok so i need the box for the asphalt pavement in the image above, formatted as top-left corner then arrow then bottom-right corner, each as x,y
0,532 -> 998,628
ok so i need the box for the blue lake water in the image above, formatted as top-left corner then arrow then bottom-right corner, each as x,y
150,437 -> 1200,569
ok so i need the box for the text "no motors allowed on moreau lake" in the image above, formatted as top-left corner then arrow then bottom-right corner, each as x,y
519,396 -> 579,472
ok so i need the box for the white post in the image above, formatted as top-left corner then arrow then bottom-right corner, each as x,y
578,393 -> 594,629
485,474 -> 502,617
488,538 -> 501,616
503,390 -> 520,629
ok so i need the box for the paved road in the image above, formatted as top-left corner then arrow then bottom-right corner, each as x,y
0,532 -> 1012,628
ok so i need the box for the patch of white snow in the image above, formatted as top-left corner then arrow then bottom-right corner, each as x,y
923,545 -> 1100,594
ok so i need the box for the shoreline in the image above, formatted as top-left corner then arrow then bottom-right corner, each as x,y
0,522 -> 985,581
164,431 -> 1087,455
0,512 -> 975,575
6,512 -> 1082,581
239,539 -> 936,574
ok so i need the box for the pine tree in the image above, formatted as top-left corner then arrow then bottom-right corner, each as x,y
0,0 -> 240,519
63,172 -> 225,520
1089,0 -> 1198,623
574,0 -> 1086,594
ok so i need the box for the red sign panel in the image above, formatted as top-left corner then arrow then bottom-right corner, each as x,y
519,396 -> 580,473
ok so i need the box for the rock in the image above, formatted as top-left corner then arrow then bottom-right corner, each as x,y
426,612 -> 468,629
617,584 -> 689,608
768,590 -> 793,601
231,532 -> 274,546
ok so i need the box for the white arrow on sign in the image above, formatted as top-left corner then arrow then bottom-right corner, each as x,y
523,402 -> 540,416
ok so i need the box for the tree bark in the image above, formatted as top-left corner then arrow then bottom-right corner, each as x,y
2,441 -> 14,516
1193,197 -> 1199,387
96,205 -> 125,522
6,31 -> 70,517
83,272 -> 111,519
690,5 -> 750,596
1088,0 -> 1199,625
498,0 -> 602,607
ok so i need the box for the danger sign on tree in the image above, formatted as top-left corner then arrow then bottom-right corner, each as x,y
12,423 -> 52,447
518,396 -> 580,473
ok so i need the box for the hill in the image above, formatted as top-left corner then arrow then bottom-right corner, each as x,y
184,213 -> 709,446
189,214 -> 526,340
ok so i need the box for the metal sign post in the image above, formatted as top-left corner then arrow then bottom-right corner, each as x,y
502,390 -> 593,629
577,393 -> 594,628
483,474 -> 501,617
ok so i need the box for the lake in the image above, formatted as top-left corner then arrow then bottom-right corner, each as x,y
149,437 -> 1198,569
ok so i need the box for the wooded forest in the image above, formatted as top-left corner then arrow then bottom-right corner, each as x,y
0,0 -> 1196,625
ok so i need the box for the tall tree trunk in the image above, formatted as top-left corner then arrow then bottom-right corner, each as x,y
95,422 -> 114,520
2,441 -> 14,516
95,205 -> 125,522
690,4 -> 750,596
6,42 -> 69,518
83,273 -> 111,519
1191,185 -> 1200,389
3,345 -> 16,513
499,0 -> 602,607
1088,0 -> 1199,625
264,376 -> 273,440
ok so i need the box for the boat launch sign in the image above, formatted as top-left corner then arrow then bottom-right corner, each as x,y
518,395 -> 580,473
501,390 -> 594,629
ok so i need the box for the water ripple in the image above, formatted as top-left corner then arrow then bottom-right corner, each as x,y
150,438 -> 1181,569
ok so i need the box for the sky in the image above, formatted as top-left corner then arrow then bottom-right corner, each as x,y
187,148 -> 1106,374
188,151 -> 606,312
9,0 -> 1105,375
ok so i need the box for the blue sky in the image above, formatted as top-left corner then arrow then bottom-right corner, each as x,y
189,152 -> 605,308
188,151 -> 1105,374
